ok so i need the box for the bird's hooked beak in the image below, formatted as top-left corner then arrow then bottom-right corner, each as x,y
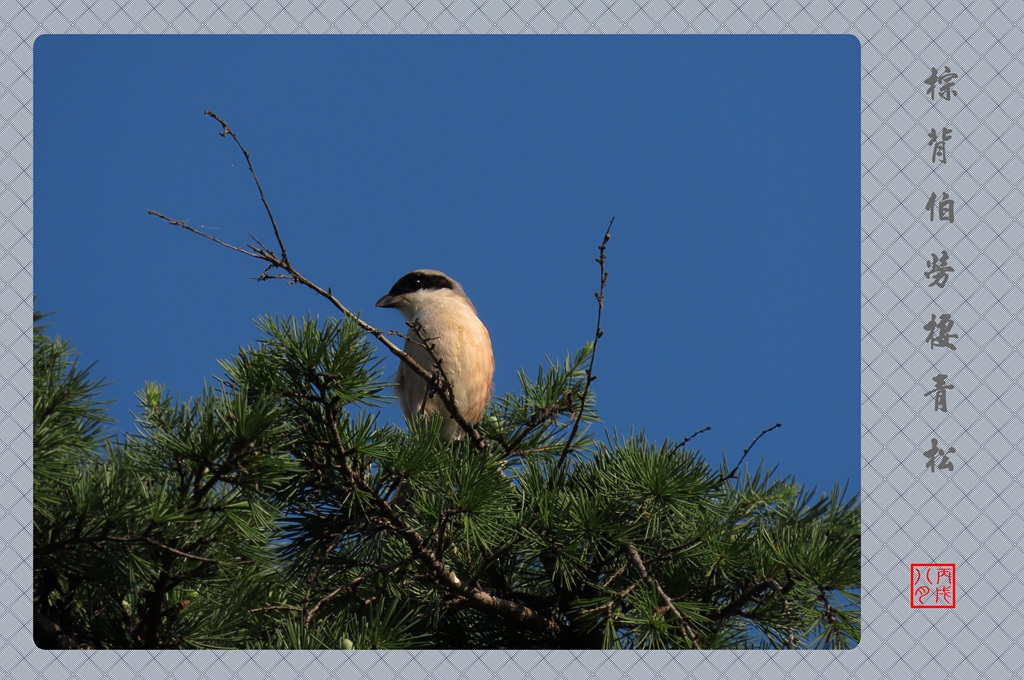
376,293 -> 402,309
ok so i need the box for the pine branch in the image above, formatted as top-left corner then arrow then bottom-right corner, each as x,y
626,544 -> 702,649
316,358 -> 563,640
710,576 -> 789,621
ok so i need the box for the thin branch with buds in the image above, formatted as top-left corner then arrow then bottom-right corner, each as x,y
671,425 -> 713,456
717,422 -> 783,486
554,217 -> 613,476
204,110 -> 288,264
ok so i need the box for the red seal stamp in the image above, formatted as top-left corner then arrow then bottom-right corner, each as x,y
911,563 -> 956,608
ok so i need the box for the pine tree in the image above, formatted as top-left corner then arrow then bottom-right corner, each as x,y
35,111 -> 859,649
34,312 -> 859,650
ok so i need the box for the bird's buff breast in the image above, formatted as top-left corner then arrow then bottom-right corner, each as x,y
398,298 -> 494,436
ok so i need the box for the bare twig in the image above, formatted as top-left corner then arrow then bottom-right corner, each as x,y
149,111 -> 485,449
670,425 -> 713,455
146,211 -> 260,259
554,217 -> 613,476
204,110 -> 288,265
719,422 -> 782,485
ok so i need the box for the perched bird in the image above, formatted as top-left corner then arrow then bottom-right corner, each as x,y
376,269 -> 494,441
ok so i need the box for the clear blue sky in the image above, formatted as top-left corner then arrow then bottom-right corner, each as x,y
34,35 -> 861,496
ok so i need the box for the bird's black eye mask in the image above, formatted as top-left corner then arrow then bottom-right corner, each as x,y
388,272 -> 456,296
